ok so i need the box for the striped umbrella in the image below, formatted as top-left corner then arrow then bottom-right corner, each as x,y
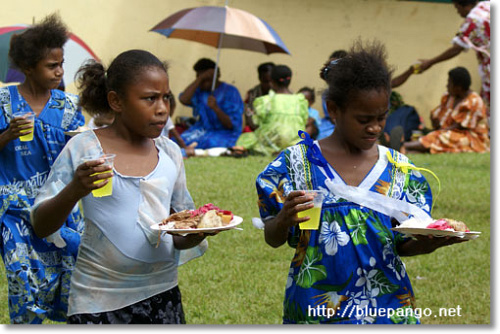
150,5 -> 290,90
0,24 -> 99,86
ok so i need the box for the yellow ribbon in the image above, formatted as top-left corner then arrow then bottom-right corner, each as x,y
386,151 -> 441,213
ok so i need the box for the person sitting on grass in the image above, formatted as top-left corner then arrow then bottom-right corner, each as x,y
243,62 -> 275,132
178,58 -> 244,150
379,91 -> 423,152
402,66 -> 489,154
229,65 -> 308,157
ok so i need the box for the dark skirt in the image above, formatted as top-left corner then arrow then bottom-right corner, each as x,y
67,286 -> 185,324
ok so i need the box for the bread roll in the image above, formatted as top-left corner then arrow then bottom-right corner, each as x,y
198,210 -> 223,228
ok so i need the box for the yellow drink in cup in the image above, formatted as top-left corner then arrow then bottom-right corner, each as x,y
298,190 -> 324,230
83,154 -> 116,197
91,171 -> 114,197
13,111 -> 35,142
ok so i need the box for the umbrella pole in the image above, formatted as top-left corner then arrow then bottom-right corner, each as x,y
211,32 -> 224,92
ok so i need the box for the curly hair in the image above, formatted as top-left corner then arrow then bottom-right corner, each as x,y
76,49 -> 168,116
325,39 -> 393,110
8,13 -> 69,71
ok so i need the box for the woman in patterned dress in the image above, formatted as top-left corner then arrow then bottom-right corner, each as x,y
403,67 -> 489,154
256,40 -> 466,324
0,14 -> 85,323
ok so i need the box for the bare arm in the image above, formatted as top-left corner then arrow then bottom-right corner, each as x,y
172,233 -> 208,250
419,44 -> 464,72
207,95 -> 233,129
32,159 -> 113,238
169,128 -> 187,148
397,235 -> 467,256
179,77 -> 203,106
244,112 -> 259,131
391,66 -> 414,89
244,91 -> 259,131
264,191 -> 314,248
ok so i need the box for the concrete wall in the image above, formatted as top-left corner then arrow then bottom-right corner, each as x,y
0,0 -> 481,126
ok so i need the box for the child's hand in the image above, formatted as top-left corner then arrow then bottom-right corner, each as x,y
69,158 -> 113,199
398,234 -> 468,256
276,190 -> 315,229
414,234 -> 468,251
172,232 -> 217,250
3,116 -> 33,142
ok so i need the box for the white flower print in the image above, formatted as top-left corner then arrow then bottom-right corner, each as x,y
381,243 -> 393,261
354,257 -> 381,301
319,220 -> 350,256
387,257 -> 407,281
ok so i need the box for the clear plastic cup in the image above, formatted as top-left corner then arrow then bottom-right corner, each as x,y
83,154 -> 116,197
297,190 -> 324,230
13,111 -> 35,142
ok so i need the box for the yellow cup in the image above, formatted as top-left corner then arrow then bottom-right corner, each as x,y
298,190 -> 324,230
13,111 -> 35,142
412,62 -> 422,74
83,154 -> 116,197
91,171 -> 114,197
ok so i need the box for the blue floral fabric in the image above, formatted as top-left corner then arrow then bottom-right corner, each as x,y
256,133 -> 433,324
0,85 -> 85,324
179,82 -> 243,149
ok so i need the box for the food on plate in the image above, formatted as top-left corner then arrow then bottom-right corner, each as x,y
159,203 -> 234,230
426,218 -> 469,232
198,210 -> 223,228
397,217 -> 469,232
398,217 -> 428,228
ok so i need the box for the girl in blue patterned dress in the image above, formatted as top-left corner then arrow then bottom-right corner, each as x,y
0,14 -> 85,324
31,50 -> 210,324
256,40 -> 466,324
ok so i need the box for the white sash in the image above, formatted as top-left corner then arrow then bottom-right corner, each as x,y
324,179 -> 432,225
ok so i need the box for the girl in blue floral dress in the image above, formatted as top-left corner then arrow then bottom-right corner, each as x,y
0,14 -> 84,323
256,40 -> 465,324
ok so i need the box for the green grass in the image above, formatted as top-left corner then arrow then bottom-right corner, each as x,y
0,153 -> 490,324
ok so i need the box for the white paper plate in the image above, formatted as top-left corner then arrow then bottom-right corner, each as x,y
64,126 -> 90,136
151,215 -> 243,234
392,227 -> 481,240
